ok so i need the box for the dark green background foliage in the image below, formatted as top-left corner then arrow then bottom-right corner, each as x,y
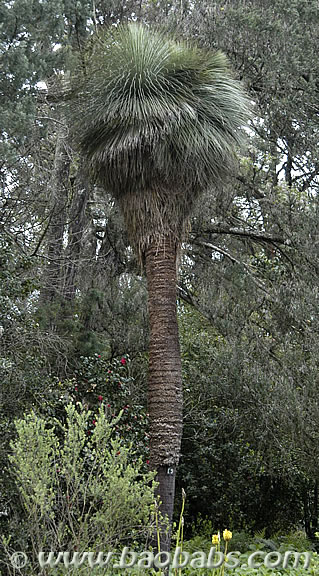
1,0 -> 319,565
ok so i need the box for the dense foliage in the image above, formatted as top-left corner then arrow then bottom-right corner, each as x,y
5,404 -> 156,573
1,0 -> 319,572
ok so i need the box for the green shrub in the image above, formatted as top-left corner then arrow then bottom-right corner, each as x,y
45,354 -> 150,466
6,403 -> 156,574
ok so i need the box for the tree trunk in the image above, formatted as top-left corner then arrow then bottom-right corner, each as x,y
41,123 -> 70,304
285,133 -> 294,188
145,236 -> 183,552
304,486 -> 311,537
62,160 -> 90,301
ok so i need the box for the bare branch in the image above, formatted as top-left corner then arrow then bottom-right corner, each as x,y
196,240 -> 273,297
192,225 -> 286,245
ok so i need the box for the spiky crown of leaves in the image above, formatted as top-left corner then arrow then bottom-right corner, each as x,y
70,23 -> 250,251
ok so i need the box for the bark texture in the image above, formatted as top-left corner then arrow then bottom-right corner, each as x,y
63,160 -> 90,300
145,236 -> 183,551
41,125 -> 70,303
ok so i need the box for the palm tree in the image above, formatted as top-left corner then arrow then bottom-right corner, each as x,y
71,23 -> 250,549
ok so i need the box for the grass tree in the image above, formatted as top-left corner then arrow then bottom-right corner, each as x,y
71,23 -> 250,549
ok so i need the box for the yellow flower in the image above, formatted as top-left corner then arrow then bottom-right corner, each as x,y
223,529 -> 232,541
212,533 -> 220,545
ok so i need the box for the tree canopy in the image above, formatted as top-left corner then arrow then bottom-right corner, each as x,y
1,0 -> 319,567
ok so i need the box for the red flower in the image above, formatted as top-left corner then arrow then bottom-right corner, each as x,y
146,460 -> 150,465
87,430 -> 91,436
116,451 -> 121,455
120,357 -> 126,365
75,387 -> 78,392
108,370 -> 112,374
92,419 -> 96,426
98,395 -> 103,402
97,354 -> 101,358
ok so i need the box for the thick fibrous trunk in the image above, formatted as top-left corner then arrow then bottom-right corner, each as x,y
145,236 -> 183,551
